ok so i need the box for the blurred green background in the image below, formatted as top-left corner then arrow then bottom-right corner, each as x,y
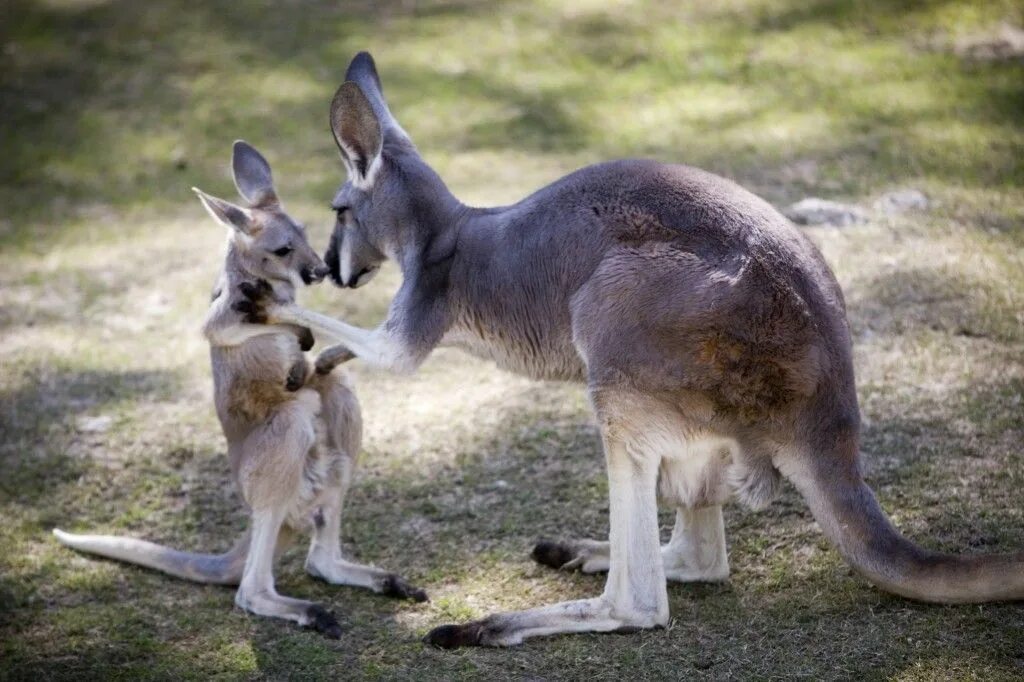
1,1 -> 1022,680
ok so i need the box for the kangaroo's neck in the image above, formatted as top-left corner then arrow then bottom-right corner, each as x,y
392,160 -> 475,276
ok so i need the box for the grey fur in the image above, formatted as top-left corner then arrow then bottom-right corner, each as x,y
246,53 -> 1024,647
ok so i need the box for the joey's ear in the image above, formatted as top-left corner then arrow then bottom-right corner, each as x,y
231,140 -> 278,208
329,81 -> 382,187
192,187 -> 258,237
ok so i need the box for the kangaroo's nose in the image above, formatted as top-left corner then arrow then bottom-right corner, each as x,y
301,264 -> 330,285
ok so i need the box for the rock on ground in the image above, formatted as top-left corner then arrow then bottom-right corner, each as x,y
874,189 -> 929,215
784,198 -> 867,227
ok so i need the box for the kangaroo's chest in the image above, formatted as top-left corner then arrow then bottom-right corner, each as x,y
442,307 -> 586,382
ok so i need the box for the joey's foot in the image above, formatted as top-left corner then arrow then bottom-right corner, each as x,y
381,573 -> 428,603
285,359 -> 309,392
315,344 -> 355,375
297,326 -> 315,352
306,604 -> 344,639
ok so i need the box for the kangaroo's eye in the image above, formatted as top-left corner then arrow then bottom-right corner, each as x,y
273,246 -> 293,257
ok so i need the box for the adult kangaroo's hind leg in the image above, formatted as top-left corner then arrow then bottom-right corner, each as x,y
534,440 -> 733,583
425,390 -> 668,647
533,506 -> 728,583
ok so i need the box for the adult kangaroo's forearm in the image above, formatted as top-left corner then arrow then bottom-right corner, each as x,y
207,322 -> 287,348
274,304 -> 419,374
275,305 -> 366,345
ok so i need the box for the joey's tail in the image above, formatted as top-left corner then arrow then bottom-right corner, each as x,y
788,441 -> 1024,603
53,528 -> 250,586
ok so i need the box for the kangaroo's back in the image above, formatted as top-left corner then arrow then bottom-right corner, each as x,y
447,159 -> 852,394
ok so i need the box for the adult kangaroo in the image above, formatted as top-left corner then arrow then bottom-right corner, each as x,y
238,52 -> 1024,647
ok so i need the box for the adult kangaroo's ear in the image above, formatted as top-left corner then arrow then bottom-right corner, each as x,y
330,81 -> 382,189
344,51 -> 406,140
232,140 -> 278,208
192,187 -> 258,238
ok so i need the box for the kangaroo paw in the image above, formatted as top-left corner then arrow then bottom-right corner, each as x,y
315,344 -> 355,375
285,359 -> 309,392
306,604 -> 344,639
297,326 -> 315,352
381,573 -> 429,602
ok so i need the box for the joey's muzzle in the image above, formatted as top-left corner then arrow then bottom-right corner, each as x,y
302,264 -> 331,285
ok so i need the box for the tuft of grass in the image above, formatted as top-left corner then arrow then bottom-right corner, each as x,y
2,0 -> 1023,680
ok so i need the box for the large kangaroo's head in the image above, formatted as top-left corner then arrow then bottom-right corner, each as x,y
324,52 -> 454,288
193,141 -> 329,289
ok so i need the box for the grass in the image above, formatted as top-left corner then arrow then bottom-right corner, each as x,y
1,0 -> 1023,679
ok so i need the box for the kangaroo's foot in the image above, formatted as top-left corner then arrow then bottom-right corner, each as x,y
237,507 -> 343,639
533,506 -> 730,583
306,550 -> 427,602
234,586 -> 343,638
425,595 -> 665,649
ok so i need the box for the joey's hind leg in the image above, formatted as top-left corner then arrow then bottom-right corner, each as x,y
304,374 -> 427,601
236,506 -> 342,638
305,484 -> 428,602
233,393 -> 343,638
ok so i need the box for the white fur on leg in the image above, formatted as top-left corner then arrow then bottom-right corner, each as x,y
427,427 -> 668,648
235,508 -> 329,629
602,437 -> 669,623
661,506 -> 730,582
550,506 -> 729,583
305,485 -> 389,591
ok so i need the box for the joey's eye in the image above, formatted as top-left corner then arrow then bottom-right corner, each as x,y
273,246 -> 293,257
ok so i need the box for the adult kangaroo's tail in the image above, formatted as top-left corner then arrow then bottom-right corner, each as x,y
53,528 -> 250,586
788,441 -> 1024,603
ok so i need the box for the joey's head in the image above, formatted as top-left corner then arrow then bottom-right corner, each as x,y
324,52 -> 458,288
193,141 -> 329,291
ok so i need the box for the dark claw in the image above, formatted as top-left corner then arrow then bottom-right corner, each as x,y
531,540 -> 575,569
424,622 -> 484,649
306,604 -> 344,639
232,299 -> 266,324
236,280 -> 273,324
381,574 -> 429,603
297,326 -> 315,352
239,279 -> 272,301
285,360 -> 308,392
